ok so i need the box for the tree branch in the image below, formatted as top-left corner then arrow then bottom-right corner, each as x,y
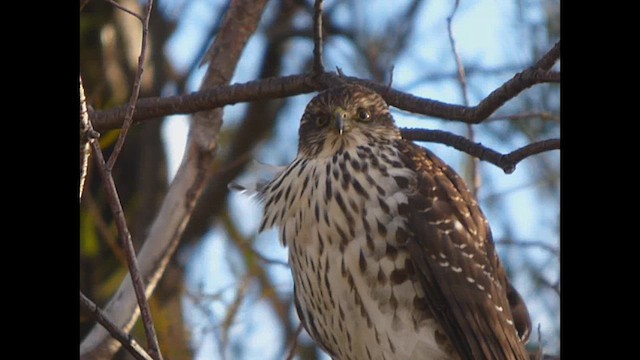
446,0 -> 479,195
104,0 -> 143,22
105,0 -> 154,171
89,41 -> 560,132
534,41 -> 561,70
312,0 -> 325,73
401,128 -> 560,174
80,292 -> 154,360
87,120 -> 163,360
446,0 -> 469,107
80,1 -> 270,357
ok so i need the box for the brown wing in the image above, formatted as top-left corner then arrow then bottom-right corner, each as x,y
395,139 -> 530,360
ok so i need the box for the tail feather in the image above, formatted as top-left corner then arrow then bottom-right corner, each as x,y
228,160 -> 286,198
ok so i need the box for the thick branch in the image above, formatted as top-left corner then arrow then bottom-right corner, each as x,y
90,74 -> 322,132
90,41 -> 560,131
80,292 -> 153,360
401,128 -> 560,174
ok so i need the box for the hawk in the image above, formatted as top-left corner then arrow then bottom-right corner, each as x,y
237,84 -> 531,359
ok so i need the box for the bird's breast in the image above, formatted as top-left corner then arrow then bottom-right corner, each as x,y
261,143 -> 453,359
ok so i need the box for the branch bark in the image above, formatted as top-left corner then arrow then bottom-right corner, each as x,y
80,291 -> 154,360
86,122 -> 163,360
401,128 -> 560,173
106,0 -> 154,170
79,1 -> 269,357
312,0 -> 325,73
89,41 -> 560,131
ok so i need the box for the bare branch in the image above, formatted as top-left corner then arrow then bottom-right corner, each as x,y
87,120 -> 163,360
105,0 -> 154,171
90,41 -> 560,132
401,128 -> 559,174
80,292 -> 153,360
313,0 -> 325,73
534,41 -> 561,69
80,1 -> 270,357
446,0 -> 478,195
104,0 -> 143,22
505,139 -> 561,166
446,0 -> 469,107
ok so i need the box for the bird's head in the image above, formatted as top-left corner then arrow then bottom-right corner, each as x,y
298,85 -> 401,158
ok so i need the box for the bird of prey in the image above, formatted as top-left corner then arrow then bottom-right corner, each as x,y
236,84 -> 531,360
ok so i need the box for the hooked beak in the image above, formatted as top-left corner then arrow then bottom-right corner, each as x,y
333,108 -> 349,135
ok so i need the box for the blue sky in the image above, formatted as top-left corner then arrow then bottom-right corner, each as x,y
160,0 -> 559,358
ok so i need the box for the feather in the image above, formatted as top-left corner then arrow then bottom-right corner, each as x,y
228,160 -> 286,197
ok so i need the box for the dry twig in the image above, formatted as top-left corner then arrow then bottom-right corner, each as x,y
80,291 -> 153,360
106,0 -> 154,171
312,0 -> 325,74
87,120 -> 163,360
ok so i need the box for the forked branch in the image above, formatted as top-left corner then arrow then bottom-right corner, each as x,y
89,41 -> 560,131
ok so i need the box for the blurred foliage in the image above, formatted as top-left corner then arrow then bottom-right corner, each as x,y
80,0 -> 559,358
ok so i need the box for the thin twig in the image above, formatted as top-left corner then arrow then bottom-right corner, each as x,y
87,119 -> 163,360
220,274 -> 251,355
446,0 -> 479,196
285,323 -> 304,360
90,41 -> 560,131
312,0 -> 325,73
446,0 -> 469,107
404,64 -> 525,89
104,0 -> 144,22
105,0 -> 154,171
80,291 -> 154,360
401,128 -> 559,174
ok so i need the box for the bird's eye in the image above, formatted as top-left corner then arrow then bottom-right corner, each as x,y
316,115 -> 330,127
356,108 -> 371,122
